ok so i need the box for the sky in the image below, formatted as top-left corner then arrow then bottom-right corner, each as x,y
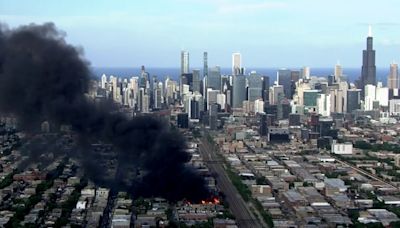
1,0 -> 400,68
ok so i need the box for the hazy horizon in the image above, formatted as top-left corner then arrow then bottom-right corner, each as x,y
2,0 -> 400,68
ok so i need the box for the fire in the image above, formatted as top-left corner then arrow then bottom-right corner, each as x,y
199,197 -> 220,205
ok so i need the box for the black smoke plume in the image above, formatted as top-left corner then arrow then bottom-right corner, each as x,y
0,22 -> 209,202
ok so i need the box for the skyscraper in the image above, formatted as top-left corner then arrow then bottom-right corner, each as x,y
232,74 -> 246,108
277,69 -> 292,99
247,72 -> 262,102
101,74 -> 107,89
192,69 -> 201,93
334,62 -> 343,82
388,62 -> 399,89
361,26 -> 376,93
207,66 -> 221,91
203,52 -> 208,78
364,84 -> 376,110
232,52 -> 241,75
262,76 -> 270,103
301,66 -> 310,80
270,85 -> 284,105
181,50 -> 189,75
347,89 -> 361,113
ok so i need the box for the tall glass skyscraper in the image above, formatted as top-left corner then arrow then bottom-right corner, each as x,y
232,74 -> 246,108
247,72 -> 262,101
207,66 -> 221,91
277,69 -> 292,99
361,26 -> 376,92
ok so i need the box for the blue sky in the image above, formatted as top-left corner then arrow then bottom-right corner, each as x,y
1,0 -> 400,68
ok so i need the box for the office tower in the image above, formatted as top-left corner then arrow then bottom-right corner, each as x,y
154,82 -> 163,109
232,52 -> 241,75
302,66 -> 310,79
192,69 -> 201,93
184,92 -> 203,119
101,74 -> 107,89
207,66 -> 221,91
276,93 -> 284,120
303,89 -> 320,111
247,71 -> 263,101
254,99 -> 264,114
181,73 -> 193,90
277,69 -> 292,98
334,62 -> 343,82
203,52 -> 208,78
207,89 -> 219,110
262,76 -> 270,102
232,74 -> 246,108
270,85 -> 284,105
221,75 -> 230,93
291,70 -> 300,82
317,93 -> 331,116
259,113 -> 267,136
290,70 -> 300,97
226,89 -> 232,108
209,103 -> 219,130
149,75 -> 157,107
181,50 -> 189,75
181,84 -> 190,97
361,26 -> 376,92
376,82 -> 389,107
388,62 -> 399,89
347,89 -> 361,113
140,66 -> 149,89
329,88 -> 346,114
165,77 -> 177,104
217,93 -> 226,111
327,75 -> 335,86
294,80 -> 312,106
364,84 -> 376,110
189,99 -> 200,119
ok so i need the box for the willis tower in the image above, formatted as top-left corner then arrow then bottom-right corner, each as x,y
360,26 -> 376,96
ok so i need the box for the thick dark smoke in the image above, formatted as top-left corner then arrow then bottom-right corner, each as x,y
0,22 -> 209,202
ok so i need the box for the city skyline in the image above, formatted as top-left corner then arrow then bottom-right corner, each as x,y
2,4 -> 400,226
1,0 -> 400,68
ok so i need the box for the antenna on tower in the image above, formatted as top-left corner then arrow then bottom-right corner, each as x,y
368,25 -> 372,37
